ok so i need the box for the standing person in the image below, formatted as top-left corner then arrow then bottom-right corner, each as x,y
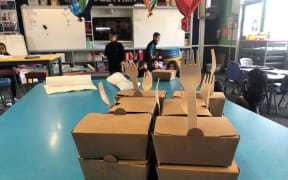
144,32 -> 160,70
104,30 -> 125,74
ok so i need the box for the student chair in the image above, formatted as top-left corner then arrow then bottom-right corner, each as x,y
225,61 -> 247,95
271,75 -> 288,114
239,58 -> 253,66
25,71 -> 47,91
0,69 -> 25,99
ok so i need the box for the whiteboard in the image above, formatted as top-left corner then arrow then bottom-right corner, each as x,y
0,34 -> 27,55
21,6 -> 86,51
133,9 -> 185,48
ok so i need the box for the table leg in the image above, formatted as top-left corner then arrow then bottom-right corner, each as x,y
47,63 -> 53,76
58,58 -> 63,76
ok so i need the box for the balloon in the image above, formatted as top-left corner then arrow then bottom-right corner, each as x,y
175,0 -> 202,32
67,0 -> 93,21
143,0 -> 159,17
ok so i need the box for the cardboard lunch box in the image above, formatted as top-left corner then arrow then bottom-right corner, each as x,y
72,113 -> 152,160
152,116 -> 239,166
109,97 -> 157,115
156,160 -> 239,180
115,90 -> 167,106
78,157 -> 153,180
172,91 -> 225,117
161,98 -> 211,117
152,69 -> 176,81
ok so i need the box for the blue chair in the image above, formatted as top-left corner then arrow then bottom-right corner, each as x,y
0,78 -> 12,110
271,75 -> 288,114
225,61 -> 247,95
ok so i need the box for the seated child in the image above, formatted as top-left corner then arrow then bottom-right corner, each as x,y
138,61 -> 150,77
166,60 -> 179,77
0,43 -> 18,100
236,69 -> 267,114
151,59 -> 161,71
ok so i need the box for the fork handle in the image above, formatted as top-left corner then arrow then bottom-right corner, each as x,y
132,77 -> 142,96
187,90 -> 197,129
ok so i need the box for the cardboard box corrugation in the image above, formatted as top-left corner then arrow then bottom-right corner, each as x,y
153,116 -> 239,166
157,160 -> 239,180
172,91 -> 226,117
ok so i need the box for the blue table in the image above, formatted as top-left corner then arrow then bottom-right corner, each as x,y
0,78 -> 287,180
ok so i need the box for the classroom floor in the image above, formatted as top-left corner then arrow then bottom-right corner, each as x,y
0,72 -> 287,128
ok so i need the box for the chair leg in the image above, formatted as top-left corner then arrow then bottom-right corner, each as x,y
0,93 -> 7,110
278,94 -> 285,108
274,94 -> 279,114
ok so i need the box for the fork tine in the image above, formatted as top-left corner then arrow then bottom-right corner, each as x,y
195,50 -> 201,69
190,49 -> 194,65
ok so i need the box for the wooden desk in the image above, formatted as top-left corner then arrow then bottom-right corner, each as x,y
0,54 -> 63,76
0,78 -> 288,179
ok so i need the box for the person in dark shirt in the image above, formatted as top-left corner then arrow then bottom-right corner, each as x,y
104,31 -> 125,74
0,42 -> 18,99
144,32 -> 160,71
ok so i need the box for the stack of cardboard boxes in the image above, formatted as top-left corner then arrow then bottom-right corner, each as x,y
72,94 -> 163,180
72,86 -> 240,179
152,91 -> 240,180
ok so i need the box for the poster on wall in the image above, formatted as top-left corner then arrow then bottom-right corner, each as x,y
242,3 -> 263,36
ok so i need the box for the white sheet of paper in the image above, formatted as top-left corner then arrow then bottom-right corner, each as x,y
107,72 -> 138,90
44,75 -> 97,94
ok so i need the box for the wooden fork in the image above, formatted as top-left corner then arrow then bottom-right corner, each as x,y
200,73 -> 215,107
180,49 -> 202,131
98,81 -> 112,109
142,71 -> 152,91
124,61 -> 143,97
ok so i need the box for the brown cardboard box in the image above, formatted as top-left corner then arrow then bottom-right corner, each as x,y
109,97 -> 157,115
115,90 -> 167,106
153,116 -> 239,166
72,113 -> 151,160
172,91 -> 226,117
152,70 -> 176,81
78,157 -> 151,180
161,98 -> 211,117
157,160 -> 239,180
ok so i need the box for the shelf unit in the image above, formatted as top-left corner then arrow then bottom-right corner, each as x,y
239,40 -> 288,68
0,0 -> 19,34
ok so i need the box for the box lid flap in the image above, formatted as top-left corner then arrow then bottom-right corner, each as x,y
154,116 -> 238,137
152,69 -> 176,73
158,160 -> 239,173
116,90 -> 166,98
210,92 -> 225,99
109,97 -> 156,114
162,99 -> 211,117
73,113 -> 151,134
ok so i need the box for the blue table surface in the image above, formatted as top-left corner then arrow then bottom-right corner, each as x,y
0,78 -> 288,180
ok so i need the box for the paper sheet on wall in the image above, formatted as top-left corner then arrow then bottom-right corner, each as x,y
44,75 -> 97,94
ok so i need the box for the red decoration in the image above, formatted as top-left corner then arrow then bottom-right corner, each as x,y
175,0 -> 202,32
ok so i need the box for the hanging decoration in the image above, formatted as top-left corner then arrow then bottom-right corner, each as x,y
175,0 -> 202,32
67,0 -> 93,21
143,0 -> 159,17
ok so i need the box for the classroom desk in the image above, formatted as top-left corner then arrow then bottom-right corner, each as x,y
0,78 -> 288,180
0,54 -> 63,76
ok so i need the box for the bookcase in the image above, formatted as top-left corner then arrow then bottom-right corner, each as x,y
0,0 -> 19,33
